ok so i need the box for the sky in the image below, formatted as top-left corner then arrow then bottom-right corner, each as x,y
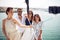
0,0 -> 60,8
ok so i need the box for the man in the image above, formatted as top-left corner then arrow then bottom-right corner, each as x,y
13,8 -> 26,40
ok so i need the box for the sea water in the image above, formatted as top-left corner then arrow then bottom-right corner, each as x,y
0,9 -> 60,40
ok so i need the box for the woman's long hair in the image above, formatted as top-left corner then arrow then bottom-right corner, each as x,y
34,14 -> 41,22
28,10 -> 33,21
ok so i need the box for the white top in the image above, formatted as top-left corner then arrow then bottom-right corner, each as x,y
5,19 -> 17,33
13,14 -> 26,33
32,21 -> 43,39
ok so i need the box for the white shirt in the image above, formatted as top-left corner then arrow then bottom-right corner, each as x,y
13,13 -> 26,33
32,21 -> 43,39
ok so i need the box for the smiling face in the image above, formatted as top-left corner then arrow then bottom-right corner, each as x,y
27,11 -> 33,20
8,9 -> 13,18
6,7 -> 13,19
35,16 -> 39,21
28,11 -> 33,18
34,14 -> 41,23
17,8 -> 22,16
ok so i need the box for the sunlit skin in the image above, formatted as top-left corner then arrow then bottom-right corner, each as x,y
17,9 -> 22,16
28,11 -> 32,18
35,16 -> 40,23
7,9 -> 13,19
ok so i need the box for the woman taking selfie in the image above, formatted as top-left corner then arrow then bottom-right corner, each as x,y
2,7 -> 31,40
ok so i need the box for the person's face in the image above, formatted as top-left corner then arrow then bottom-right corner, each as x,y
35,16 -> 39,22
7,9 -> 13,18
28,11 -> 32,18
17,9 -> 22,16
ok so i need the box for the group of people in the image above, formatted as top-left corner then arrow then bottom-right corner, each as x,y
2,7 -> 43,40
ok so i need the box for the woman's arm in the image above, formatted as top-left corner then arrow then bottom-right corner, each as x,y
2,19 -> 7,36
2,19 -> 9,40
38,30 -> 42,40
39,22 -> 43,37
13,19 -> 31,28
40,30 -> 42,37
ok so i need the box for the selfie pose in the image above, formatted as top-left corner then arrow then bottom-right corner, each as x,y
2,7 -> 31,40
